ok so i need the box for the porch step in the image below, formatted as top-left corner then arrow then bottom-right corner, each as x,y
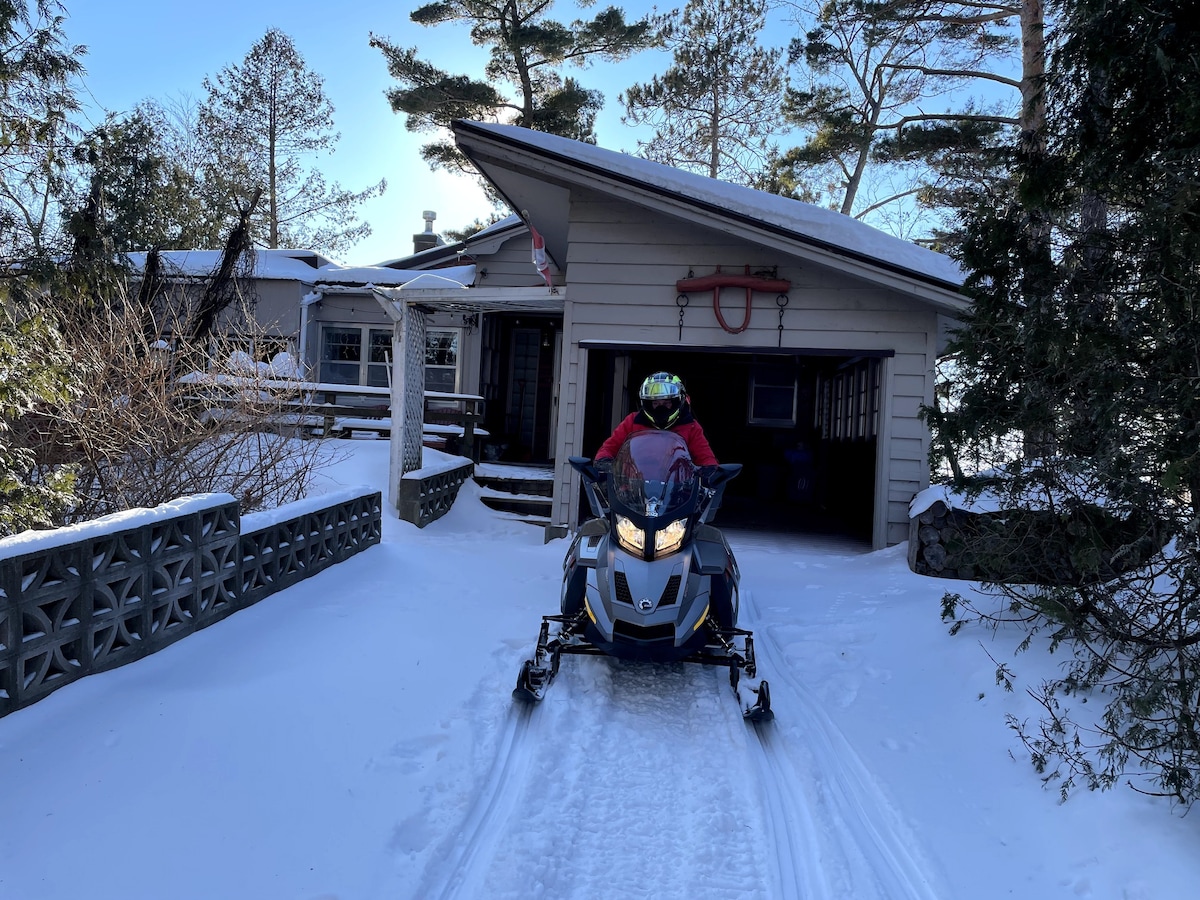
473,462 -> 554,522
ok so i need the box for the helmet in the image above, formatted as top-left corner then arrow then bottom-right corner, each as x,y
639,372 -> 687,429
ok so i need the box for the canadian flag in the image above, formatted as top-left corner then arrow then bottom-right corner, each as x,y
530,222 -> 553,289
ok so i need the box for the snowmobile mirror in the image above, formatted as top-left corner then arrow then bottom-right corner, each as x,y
706,463 -> 743,488
568,456 -> 596,480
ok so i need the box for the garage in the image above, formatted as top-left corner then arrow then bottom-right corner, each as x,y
449,120 -> 968,549
582,346 -> 888,542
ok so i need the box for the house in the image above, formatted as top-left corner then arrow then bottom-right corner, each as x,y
124,246 -> 474,382
379,121 -> 968,550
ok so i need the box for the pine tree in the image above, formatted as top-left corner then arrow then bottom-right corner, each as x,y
0,298 -> 76,536
620,0 -> 784,183
65,109 -> 218,253
767,0 -> 1030,234
370,1 -> 655,174
0,0 -> 85,260
939,0 -> 1200,804
199,28 -> 385,256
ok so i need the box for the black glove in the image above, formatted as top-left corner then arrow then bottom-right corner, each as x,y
697,465 -> 718,486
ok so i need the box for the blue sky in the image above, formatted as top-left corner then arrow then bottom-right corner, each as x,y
64,0 -> 676,266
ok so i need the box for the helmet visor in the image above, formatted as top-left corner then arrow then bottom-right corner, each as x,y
640,380 -> 682,402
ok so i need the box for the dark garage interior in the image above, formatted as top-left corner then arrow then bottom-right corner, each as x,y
582,347 -> 889,542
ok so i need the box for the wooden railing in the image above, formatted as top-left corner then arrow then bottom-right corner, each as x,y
177,374 -> 485,459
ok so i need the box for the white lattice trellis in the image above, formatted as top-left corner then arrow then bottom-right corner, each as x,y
399,305 -> 426,474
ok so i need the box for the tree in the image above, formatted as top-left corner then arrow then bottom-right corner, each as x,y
766,0 -> 1030,234
0,0 -> 85,260
938,0 -> 1200,804
370,1 -> 656,176
65,107 -> 220,254
619,0 -> 785,183
199,28 -> 385,256
0,297 -> 76,535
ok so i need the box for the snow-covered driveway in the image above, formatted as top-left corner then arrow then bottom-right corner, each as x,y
387,528 -> 944,900
2,441 -> 1197,900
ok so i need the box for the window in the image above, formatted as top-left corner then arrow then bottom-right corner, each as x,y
319,324 -> 460,390
748,367 -> 798,427
425,329 -> 460,393
815,358 -> 882,442
319,325 -> 391,386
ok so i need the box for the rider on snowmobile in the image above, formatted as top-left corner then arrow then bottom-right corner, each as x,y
595,371 -> 718,480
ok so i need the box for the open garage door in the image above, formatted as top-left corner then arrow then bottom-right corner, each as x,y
582,347 -> 889,542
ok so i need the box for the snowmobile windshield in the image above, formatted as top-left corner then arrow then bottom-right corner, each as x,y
610,431 -> 697,519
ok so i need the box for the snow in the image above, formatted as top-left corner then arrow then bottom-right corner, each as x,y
474,461 -> 556,481
0,493 -> 236,557
238,484 -> 377,532
1,439 -> 1197,900
123,249 -> 477,289
400,446 -> 474,480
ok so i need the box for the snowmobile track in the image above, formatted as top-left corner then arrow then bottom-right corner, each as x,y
741,587 -> 946,900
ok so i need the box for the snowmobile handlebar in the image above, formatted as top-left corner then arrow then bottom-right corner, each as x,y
569,456 -> 741,488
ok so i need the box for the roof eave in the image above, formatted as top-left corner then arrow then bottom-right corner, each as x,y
452,120 -> 968,316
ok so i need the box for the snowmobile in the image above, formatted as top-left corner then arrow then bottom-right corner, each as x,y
513,429 -> 772,721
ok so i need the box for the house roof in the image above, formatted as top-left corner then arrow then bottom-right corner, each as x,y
125,249 -> 476,289
377,214 -> 528,270
451,120 -> 968,315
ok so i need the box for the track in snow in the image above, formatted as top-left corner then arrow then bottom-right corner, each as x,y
408,701 -> 541,900
740,581 -> 947,900
402,652 -> 776,900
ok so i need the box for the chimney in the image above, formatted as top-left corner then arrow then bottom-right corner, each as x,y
413,210 -> 440,254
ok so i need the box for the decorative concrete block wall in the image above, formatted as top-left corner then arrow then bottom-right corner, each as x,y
0,488 -> 381,719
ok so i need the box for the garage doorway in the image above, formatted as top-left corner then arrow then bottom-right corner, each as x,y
582,347 -> 889,542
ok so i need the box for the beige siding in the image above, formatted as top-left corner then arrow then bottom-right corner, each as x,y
552,289 -> 589,525
456,237 -> 559,288
554,193 -> 940,548
252,281 -> 304,334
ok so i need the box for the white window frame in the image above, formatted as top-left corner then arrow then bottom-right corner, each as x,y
424,327 -> 462,396
747,369 -> 799,427
318,324 -> 392,387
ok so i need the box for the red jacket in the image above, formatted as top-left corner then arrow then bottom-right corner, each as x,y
595,410 -> 718,466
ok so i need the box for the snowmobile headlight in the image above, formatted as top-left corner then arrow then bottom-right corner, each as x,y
615,515 -> 645,554
654,518 -> 688,557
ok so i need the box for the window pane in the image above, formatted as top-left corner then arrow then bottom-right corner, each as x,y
426,331 -> 458,366
366,364 -> 390,388
749,368 -> 797,426
426,367 -> 456,392
322,328 -> 361,363
752,385 -> 796,423
320,361 -> 360,385
369,329 -> 391,364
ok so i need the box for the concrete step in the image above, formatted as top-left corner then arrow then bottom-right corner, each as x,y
473,463 -> 554,497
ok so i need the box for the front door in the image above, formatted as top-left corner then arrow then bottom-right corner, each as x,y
507,328 -> 541,458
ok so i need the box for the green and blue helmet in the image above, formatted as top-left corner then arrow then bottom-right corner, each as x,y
639,372 -> 687,428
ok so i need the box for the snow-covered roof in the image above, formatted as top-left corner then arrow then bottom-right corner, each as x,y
377,213 -> 527,270
453,120 -> 965,297
124,249 -> 476,289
